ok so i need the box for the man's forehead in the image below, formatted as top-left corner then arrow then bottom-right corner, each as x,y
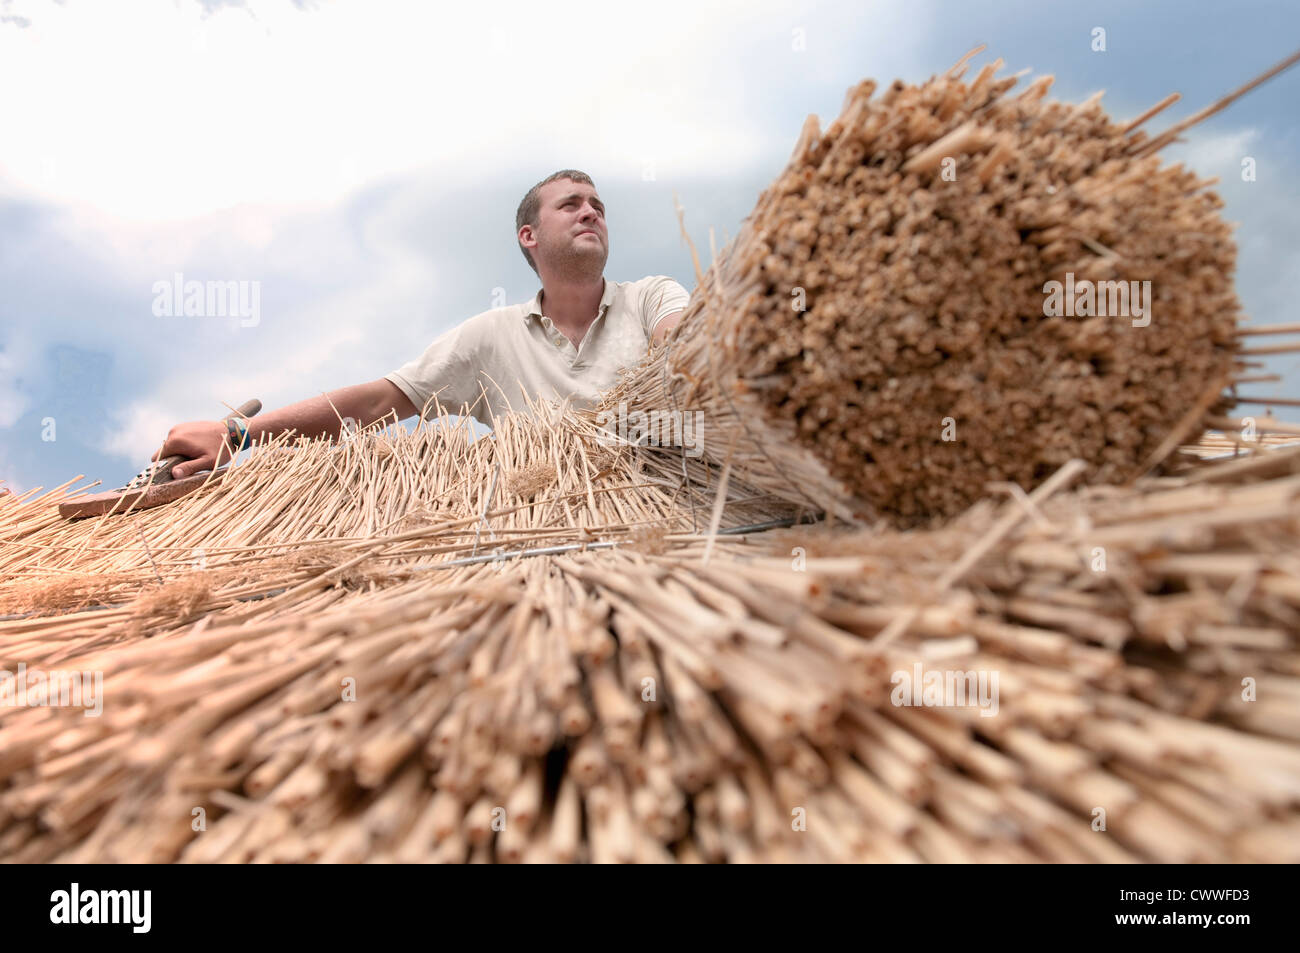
542,179 -> 601,204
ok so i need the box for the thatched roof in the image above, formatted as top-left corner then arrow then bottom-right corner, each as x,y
2,49 -> 1299,863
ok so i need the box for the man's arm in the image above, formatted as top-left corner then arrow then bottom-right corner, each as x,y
651,311 -> 684,347
156,378 -> 418,479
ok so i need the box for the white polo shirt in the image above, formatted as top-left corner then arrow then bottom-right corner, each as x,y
386,275 -> 690,422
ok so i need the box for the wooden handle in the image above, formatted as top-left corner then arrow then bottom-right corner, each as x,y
229,399 -> 262,420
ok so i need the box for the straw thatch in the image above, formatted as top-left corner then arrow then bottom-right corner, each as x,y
1,411 -> 1298,863
2,51 -> 1300,863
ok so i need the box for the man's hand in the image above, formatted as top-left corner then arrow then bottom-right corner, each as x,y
153,420 -> 231,479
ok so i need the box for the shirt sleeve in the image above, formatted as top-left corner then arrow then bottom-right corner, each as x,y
639,275 -> 691,337
385,318 -> 484,420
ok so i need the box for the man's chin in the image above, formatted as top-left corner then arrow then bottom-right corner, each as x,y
551,247 -> 608,277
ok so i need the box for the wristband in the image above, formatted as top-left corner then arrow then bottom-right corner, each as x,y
225,417 -> 252,453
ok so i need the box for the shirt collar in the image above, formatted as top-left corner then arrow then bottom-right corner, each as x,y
524,278 -> 614,322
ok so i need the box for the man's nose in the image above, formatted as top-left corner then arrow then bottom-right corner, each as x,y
578,204 -> 600,226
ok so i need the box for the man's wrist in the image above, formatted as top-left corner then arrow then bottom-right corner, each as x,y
224,416 -> 252,453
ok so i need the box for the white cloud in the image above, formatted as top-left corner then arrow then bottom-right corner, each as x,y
0,0 -> 813,222
1167,126 -> 1260,180
94,211 -> 440,463
97,399 -> 177,464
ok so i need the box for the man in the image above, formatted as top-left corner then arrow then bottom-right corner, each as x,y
155,170 -> 690,477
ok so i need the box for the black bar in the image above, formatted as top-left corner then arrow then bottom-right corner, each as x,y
0,864 -> 1287,940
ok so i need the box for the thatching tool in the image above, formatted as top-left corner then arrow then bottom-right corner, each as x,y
57,399 -> 261,520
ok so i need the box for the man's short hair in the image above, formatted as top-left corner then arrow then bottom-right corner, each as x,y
516,169 -> 596,275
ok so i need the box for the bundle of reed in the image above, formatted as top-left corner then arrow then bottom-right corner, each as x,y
1,409 -> 1297,862
608,49 -> 1300,526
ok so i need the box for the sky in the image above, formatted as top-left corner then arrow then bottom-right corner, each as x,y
1,0 -> 1298,494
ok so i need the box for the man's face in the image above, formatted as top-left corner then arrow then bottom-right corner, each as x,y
524,178 -> 608,276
